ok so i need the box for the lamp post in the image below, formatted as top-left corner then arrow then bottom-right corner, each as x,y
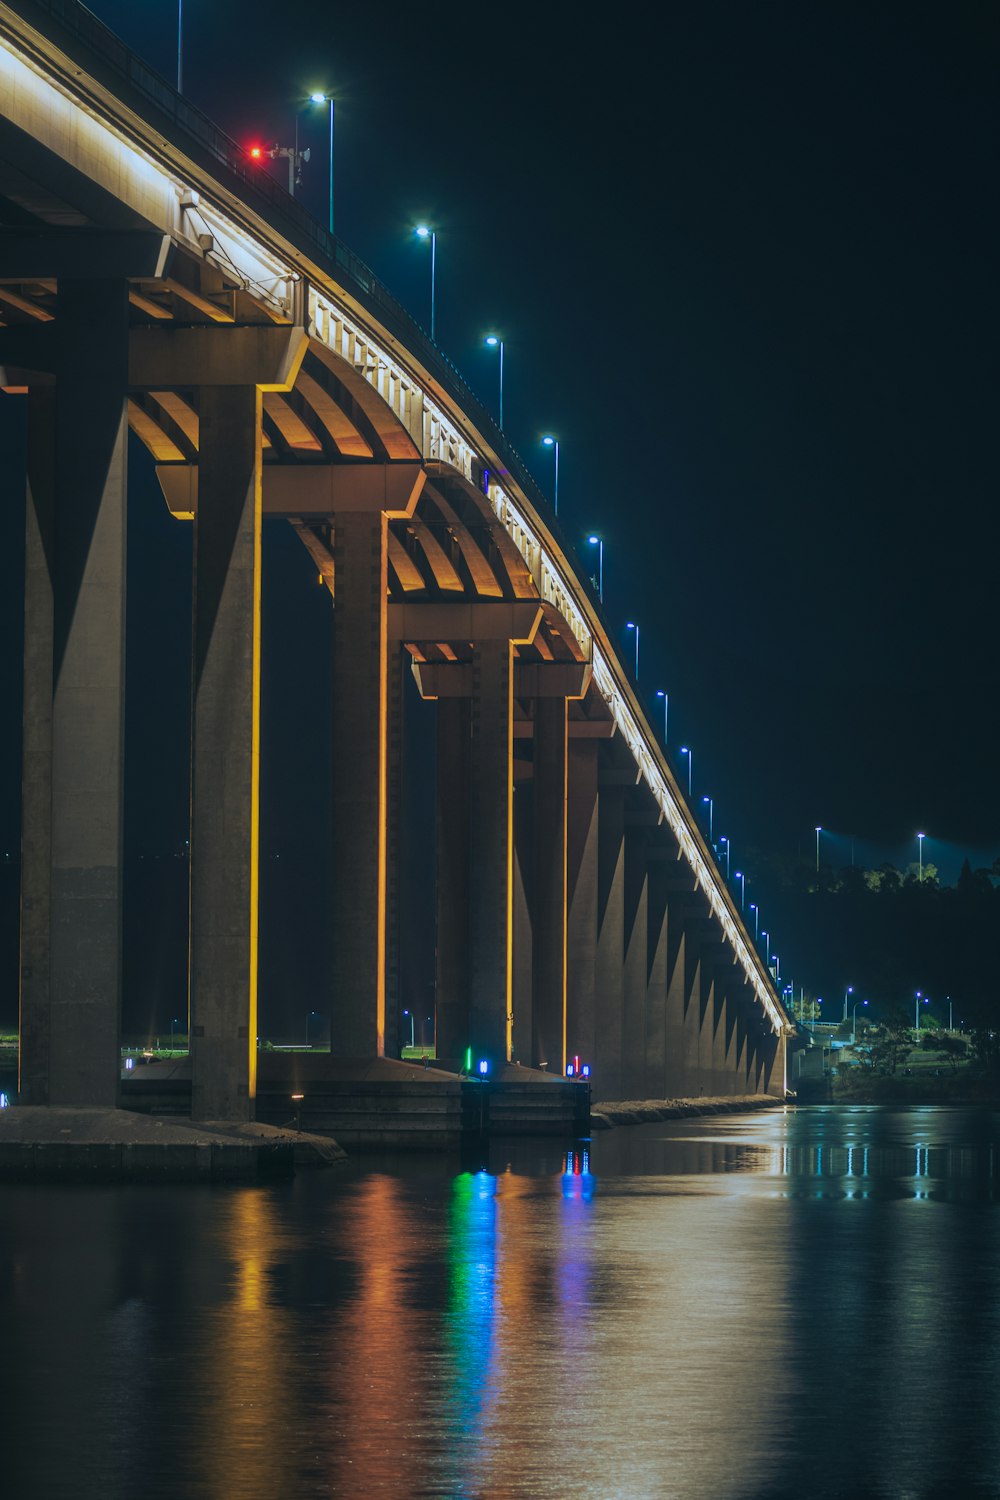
484,335 -> 504,428
947,995 -> 953,1031
702,796 -> 714,843
171,1017 -> 180,1053
309,92 -> 335,234
917,831 -> 925,882
843,984 -> 853,1023
626,621 -> 639,678
679,746 -> 692,797
587,535 -> 603,601
656,690 -> 668,744
306,1009 -> 319,1046
414,225 -> 436,341
914,991 -> 928,1032
541,435 -> 559,515
815,826 -> 822,873
773,952 -> 780,983
852,998 -> 868,1040
734,870 -> 746,909
720,835 -> 730,878
761,930 -> 769,962
750,902 -> 759,940
403,1009 -> 415,1048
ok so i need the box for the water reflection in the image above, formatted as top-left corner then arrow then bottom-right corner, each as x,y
2,1109 -> 1000,1499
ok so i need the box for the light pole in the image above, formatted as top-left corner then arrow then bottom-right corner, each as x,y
626,621 -> 639,678
773,952 -> 780,982
541,435 -> 559,515
171,1017 -> 180,1053
852,998 -> 868,1040
843,984 -> 853,1023
403,1009 -> 415,1048
309,92 -> 335,234
656,689 -> 668,743
917,831 -> 925,882
734,870 -> 746,909
761,930 -> 769,962
702,796 -> 714,842
484,335 -> 504,428
679,746 -> 692,797
914,991 -> 928,1031
750,902 -> 759,940
947,995 -> 953,1031
720,835 -> 730,878
587,535 -> 604,601
414,225 -> 436,342
815,826 -> 822,873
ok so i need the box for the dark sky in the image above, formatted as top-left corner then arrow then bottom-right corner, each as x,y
2,0 -> 998,1030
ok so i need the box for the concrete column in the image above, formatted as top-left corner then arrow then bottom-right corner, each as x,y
329,509 -> 388,1057
20,280 -> 130,1107
512,781 -> 533,1065
468,643 -> 514,1063
566,740 -> 598,1072
385,642 -> 404,1053
532,697 -> 567,1073
622,829 -> 648,1099
645,861 -> 669,1100
19,389 -> 55,1106
189,384 -> 262,1120
435,698 -> 469,1064
596,783 -> 625,1099
663,902 -> 689,1099
683,916 -> 706,1093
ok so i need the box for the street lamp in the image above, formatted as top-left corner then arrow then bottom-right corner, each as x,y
815,826 -> 822,873
626,621 -> 639,678
484,335 -> 504,428
749,902 -> 759,940
761,930 -> 769,962
403,1009 -> 415,1048
914,991 -> 929,1031
947,995 -> 953,1032
719,835 -> 730,878
414,225 -> 436,342
917,831 -> 926,882
702,796 -> 714,843
309,92 -> 335,234
306,1009 -> 319,1045
541,435 -> 559,515
171,1017 -> 180,1053
679,746 -> 692,797
656,689 -> 668,744
734,870 -> 746,909
587,535 -> 604,601
773,952 -> 780,982
843,984 -> 854,1023
852,997 -> 868,1039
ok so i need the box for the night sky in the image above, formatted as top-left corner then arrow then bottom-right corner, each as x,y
1,0 -> 997,1033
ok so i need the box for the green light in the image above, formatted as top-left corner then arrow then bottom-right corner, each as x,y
465,1045 -> 472,1074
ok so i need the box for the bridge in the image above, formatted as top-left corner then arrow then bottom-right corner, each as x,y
0,0 -> 792,1127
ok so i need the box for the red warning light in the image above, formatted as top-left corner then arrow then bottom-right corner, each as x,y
249,145 -> 262,160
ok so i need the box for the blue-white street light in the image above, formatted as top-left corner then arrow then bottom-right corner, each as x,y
414,225 -> 436,341
656,690 -> 668,744
750,903 -> 759,939
679,746 -> 692,797
541,435 -> 559,515
587,535 -> 604,600
626,621 -> 639,678
843,984 -> 854,1022
485,335 -> 504,428
734,870 -> 746,909
702,796 -> 713,842
720,835 -> 730,878
815,825 -> 822,873
309,92 -> 335,233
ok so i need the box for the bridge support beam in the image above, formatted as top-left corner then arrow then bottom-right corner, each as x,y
189,384 -> 262,1120
531,697 -> 568,1075
622,828 -> 648,1099
596,782 -> 625,1099
19,279 -> 129,1107
566,740 -> 599,1077
468,643 -> 515,1065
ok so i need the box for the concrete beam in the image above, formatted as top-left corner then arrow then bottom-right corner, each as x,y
389,602 -> 542,645
129,326 -> 307,391
157,461 -> 425,520
412,659 -> 589,700
0,230 -> 173,280
513,716 -> 615,739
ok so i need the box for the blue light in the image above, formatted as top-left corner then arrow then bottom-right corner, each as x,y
478,1059 -> 489,1076
415,224 -> 430,238
310,91 -> 327,104
581,1064 -> 590,1078
566,1063 -> 574,1076
588,534 -> 599,545
542,434 -> 555,446
0,1092 -> 7,1108
485,335 -> 499,346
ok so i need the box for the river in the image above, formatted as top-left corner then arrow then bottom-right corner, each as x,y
2,1104 -> 999,1499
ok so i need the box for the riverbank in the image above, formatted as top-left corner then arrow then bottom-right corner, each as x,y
829,1071 -> 999,1107
591,1095 -> 783,1128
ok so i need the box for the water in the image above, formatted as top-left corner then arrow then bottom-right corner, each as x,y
3,1105 -> 1000,1500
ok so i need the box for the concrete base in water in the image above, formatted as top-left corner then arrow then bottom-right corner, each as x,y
0,1107 -> 346,1180
121,1055 -> 590,1148
591,1095 -> 786,1128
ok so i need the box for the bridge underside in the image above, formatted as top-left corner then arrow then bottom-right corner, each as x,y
0,23 -> 788,1120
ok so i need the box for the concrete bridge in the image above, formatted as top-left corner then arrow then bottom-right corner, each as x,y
0,0 -> 791,1123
